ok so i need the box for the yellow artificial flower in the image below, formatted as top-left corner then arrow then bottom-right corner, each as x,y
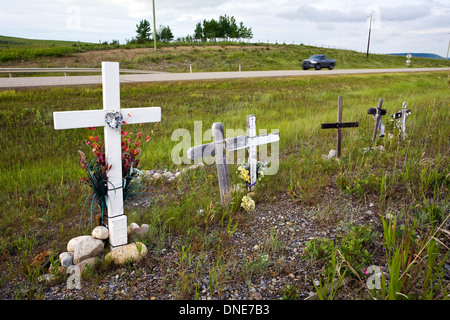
241,195 -> 255,212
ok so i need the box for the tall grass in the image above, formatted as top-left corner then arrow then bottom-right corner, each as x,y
0,47 -> 79,63
0,71 -> 448,299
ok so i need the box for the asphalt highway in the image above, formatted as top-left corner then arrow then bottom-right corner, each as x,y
0,67 -> 447,89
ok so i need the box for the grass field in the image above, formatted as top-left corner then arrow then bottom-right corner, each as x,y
0,67 -> 448,300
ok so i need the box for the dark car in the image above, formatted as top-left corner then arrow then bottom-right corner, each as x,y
302,55 -> 336,70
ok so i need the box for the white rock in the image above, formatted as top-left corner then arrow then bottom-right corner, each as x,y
105,242 -> 148,265
132,224 -> 149,237
92,226 -> 109,240
67,235 -> 92,253
59,252 -> 74,267
385,213 -> 394,220
326,150 -> 337,159
152,172 -> 162,180
162,171 -> 174,179
73,237 -> 105,264
127,222 -> 139,235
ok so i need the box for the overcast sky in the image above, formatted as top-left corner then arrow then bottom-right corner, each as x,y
2,0 -> 450,56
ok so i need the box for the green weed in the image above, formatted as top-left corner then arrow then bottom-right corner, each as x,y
0,70 -> 448,300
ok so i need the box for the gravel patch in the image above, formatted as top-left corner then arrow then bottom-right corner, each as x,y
0,181 -> 385,300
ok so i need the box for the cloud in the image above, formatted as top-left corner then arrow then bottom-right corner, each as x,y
380,4 -> 431,21
278,5 -> 367,23
278,2 -> 435,25
1,0 -> 449,55
411,27 -> 450,35
106,0 -> 218,19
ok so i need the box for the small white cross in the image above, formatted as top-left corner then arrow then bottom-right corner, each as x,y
53,62 -> 161,249
391,102 -> 411,141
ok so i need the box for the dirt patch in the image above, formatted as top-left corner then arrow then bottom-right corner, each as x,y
3,45 -> 269,70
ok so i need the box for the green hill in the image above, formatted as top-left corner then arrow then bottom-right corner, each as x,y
0,35 -> 448,71
0,35 -> 91,48
388,52 -> 449,60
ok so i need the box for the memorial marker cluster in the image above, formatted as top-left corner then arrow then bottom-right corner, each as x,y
53,62 -> 411,252
321,96 -> 412,157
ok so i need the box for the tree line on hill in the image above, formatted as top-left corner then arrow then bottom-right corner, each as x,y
127,14 -> 252,45
193,15 -> 253,42
128,20 -> 174,44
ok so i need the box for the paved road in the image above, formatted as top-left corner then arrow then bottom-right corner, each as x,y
0,67 -> 448,89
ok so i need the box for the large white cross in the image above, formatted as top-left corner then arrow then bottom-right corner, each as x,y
53,62 -> 161,250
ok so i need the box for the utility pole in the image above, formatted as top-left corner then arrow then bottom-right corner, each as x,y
366,13 -> 372,58
152,0 -> 157,51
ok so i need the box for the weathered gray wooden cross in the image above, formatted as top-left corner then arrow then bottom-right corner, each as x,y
367,98 -> 386,149
390,101 -> 411,141
187,115 -> 279,206
53,62 -> 161,250
321,96 -> 359,157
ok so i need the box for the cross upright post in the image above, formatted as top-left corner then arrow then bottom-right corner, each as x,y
337,95 -> 343,157
321,96 -> 359,157
212,122 -> 232,205
53,62 -> 161,250
368,98 -> 386,149
246,115 -> 257,189
400,102 -> 407,141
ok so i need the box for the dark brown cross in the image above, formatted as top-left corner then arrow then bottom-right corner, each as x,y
321,96 -> 359,157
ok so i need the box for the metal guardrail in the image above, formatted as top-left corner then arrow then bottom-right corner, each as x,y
0,67 -> 157,77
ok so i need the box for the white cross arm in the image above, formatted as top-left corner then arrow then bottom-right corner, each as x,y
187,132 -> 279,160
53,110 -> 105,130
121,107 -> 161,125
53,107 -> 161,130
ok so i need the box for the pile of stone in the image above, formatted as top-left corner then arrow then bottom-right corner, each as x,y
141,163 -> 205,182
38,224 -> 148,283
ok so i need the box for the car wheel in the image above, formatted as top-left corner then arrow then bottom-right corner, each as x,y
314,64 -> 321,70
328,65 -> 334,70
303,67 -> 309,70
